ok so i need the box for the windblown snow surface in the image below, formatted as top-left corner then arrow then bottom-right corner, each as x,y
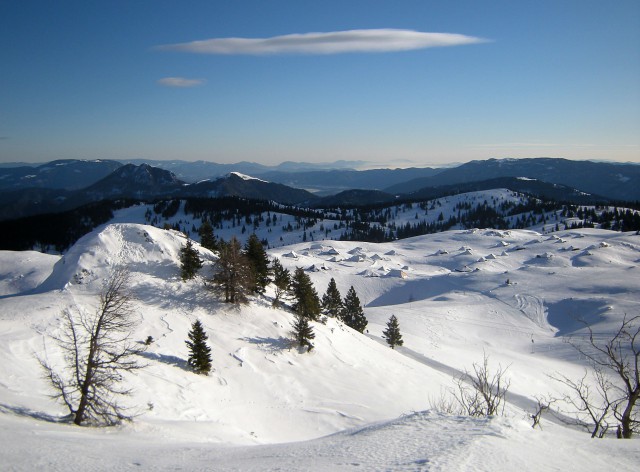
1,223 -> 639,470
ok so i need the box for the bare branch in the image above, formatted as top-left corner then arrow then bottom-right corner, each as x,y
563,315 -> 639,438
451,352 -> 510,417
37,267 -> 146,426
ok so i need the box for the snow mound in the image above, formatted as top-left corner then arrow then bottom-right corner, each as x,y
0,251 -> 59,296
37,224 -> 200,292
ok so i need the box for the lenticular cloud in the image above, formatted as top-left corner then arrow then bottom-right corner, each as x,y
157,77 -> 206,88
157,29 -> 487,55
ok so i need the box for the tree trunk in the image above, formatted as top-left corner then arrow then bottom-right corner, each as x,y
74,334 -> 98,425
620,390 -> 639,438
74,361 -> 93,425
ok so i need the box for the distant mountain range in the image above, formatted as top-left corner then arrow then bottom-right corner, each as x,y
312,176 -> 609,208
384,158 -> 640,201
0,159 -> 122,191
0,159 -> 374,192
0,167 -> 318,220
0,157 -> 637,221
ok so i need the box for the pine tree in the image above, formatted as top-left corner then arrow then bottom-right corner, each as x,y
340,286 -> 368,333
271,257 -> 291,307
244,233 -> 271,293
321,277 -> 343,317
179,239 -> 203,281
211,237 -> 253,304
185,320 -> 212,375
382,315 -> 403,349
290,267 -> 321,321
291,314 -> 315,352
198,220 -> 217,252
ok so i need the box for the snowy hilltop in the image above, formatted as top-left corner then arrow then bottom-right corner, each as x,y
1,222 -> 639,470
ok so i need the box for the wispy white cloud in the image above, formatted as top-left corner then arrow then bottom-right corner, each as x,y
156,29 -> 487,55
157,77 -> 206,88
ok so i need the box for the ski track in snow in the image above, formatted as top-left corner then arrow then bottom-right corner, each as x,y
512,293 -> 549,331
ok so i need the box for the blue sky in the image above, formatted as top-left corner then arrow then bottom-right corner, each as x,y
1,0 -> 639,166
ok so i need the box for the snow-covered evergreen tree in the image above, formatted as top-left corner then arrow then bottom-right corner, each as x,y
271,257 -> 291,307
382,315 -> 403,349
185,320 -> 212,375
290,267 -> 321,321
291,314 -> 315,352
340,286 -> 368,333
179,239 -> 202,281
321,277 -> 343,318
244,233 -> 271,293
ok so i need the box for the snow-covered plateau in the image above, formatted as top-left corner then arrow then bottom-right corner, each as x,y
1,222 -> 639,470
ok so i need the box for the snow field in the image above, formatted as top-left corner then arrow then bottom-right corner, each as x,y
1,221 -> 639,470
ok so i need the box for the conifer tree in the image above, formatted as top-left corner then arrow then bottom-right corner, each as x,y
271,257 -> 291,307
211,236 -> 253,304
340,286 -> 368,333
244,233 -> 271,293
382,315 -> 403,349
321,277 -> 343,317
290,267 -> 321,321
291,314 -> 315,352
179,239 -> 203,281
185,320 -> 212,375
198,220 -> 217,252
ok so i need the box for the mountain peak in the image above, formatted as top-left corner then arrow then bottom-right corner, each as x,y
83,164 -> 184,199
227,171 -> 268,183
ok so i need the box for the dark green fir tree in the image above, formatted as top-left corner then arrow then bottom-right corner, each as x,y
185,320 -> 212,375
179,239 -> 203,281
198,220 -> 218,252
271,257 -> 291,307
244,233 -> 271,293
382,315 -> 403,349
321,277 -> 343,318
291,314 -> 315,353
290,267 -> 321,321
340,286 -> 368,333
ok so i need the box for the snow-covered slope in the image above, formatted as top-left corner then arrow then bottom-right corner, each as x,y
1,223 -> 639,470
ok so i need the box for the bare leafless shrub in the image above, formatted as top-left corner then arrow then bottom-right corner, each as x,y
530,395 -> 557,429
555,315 -> 640,438
550,367 -> 615,438
452,352 -> 510,417
428,389 -> 460,415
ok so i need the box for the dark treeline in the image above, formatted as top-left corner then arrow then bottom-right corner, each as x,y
1,194 -> 639,252
0,196 -> 326,252
0,199 -> 136,252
